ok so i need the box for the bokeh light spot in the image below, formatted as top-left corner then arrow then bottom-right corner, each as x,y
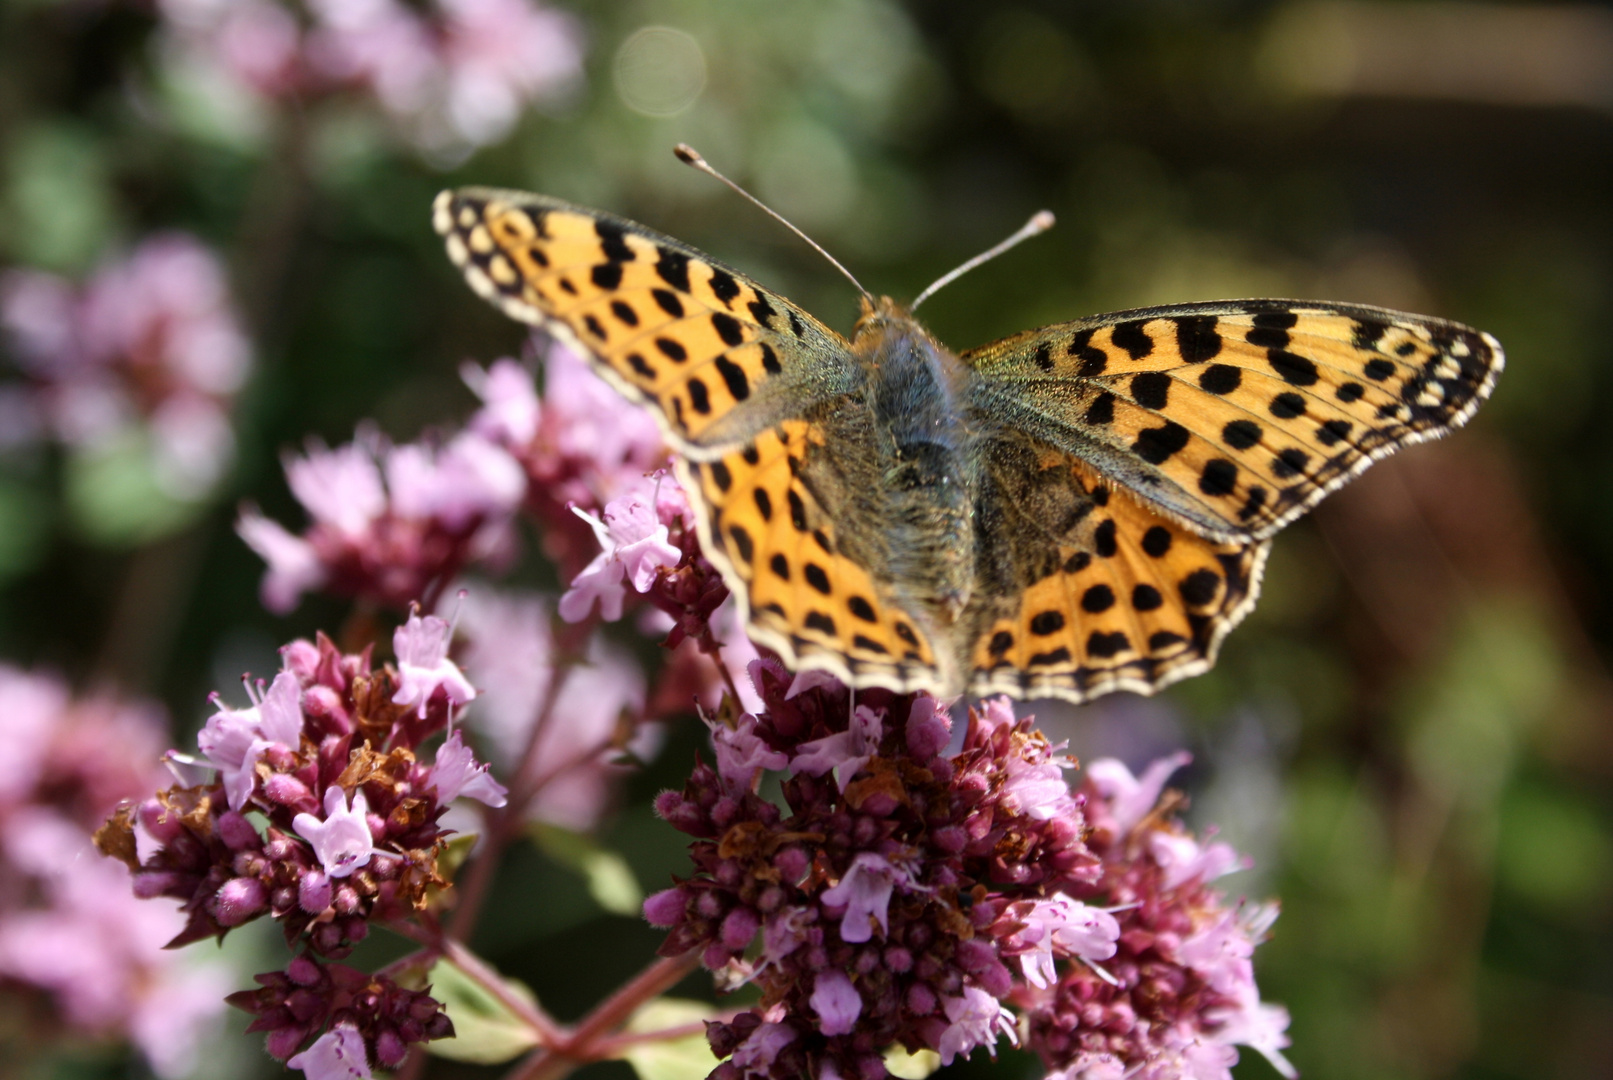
614,27 -> 707,118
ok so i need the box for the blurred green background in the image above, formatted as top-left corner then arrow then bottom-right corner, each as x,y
2,1 -> 1611,1078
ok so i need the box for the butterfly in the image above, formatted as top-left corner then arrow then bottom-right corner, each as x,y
434,181 -> 1502,704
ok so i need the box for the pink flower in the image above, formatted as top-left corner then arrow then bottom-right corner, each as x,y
1204,983 -> 1296,1079
287,1024 -> 373,1080
1149,830 -> 1246,891
731,1021 -> 797,1075
464,357 -> 540,444
1086,752 -> 1193,837
710,713 -> 788,790
1001,896 -> 1120,988
0,234 -> 250,497
809,970 -> 862,1036
429,730 -> 508,806
819,852 -> 909,944
392,611 -> 477,718
237,511 -> 327,613
436,0 -> 584,146
197,671 -> 306,810
559,484 -> 683,622
385,431 -> 526,530
0,668 -> 65,803
938,986 -> 1017,1066
292,787 -> 393,878
285,439 -> 388,537
789,704 -> 883,791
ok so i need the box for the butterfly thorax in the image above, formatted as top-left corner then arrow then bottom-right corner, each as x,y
848,297 -> 977,624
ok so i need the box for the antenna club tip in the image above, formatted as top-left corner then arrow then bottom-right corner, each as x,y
673,144 -> 705,166
1030,210 -> 1056,231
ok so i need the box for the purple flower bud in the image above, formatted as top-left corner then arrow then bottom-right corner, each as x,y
216,809 -> 261,849
263,772 -> 315,810
376,1027 -> 408,1068
265,1026 -> 308,1061
906,982 -> 936,1015
132,870 -> 186,898
137,797 -> 183,842
774,847 -> 809,883
643,887 -> 688,927
287,955 -> 323,986
300,870 -> 333,913
333,884 -> 360,915
905,696 -> 950,760
214,876 -> 268,926
720,906 -> 760,950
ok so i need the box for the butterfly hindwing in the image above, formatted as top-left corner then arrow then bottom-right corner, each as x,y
435,188 -> 858,457
963,300 -> 1503,541
968,432 -> 1268,702
677,420 -> 947,694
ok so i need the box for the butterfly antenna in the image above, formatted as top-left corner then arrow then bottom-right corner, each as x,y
674,144 -> 873,303
909,210 -> 1056,311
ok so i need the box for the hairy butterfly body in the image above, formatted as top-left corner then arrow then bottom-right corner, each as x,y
435,186 -> 1502,703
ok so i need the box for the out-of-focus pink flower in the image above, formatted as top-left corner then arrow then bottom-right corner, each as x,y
470,343 -> 668,511
0,666 -> 229,1078
286,1023 -> 373,1080
454,588 -> 653,830
386,431 -> 526,531
236,511 -> 328,612
464,357 -> 540,445
1149,830 -> 1247,891
240,431 -> 525,613
435,0 -> 584,147
0,233 -> 251,498
1085,752 -> 1193,838
391,611 -> 477,718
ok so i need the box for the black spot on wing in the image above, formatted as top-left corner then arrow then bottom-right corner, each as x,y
595,220 -> 635,262
1111,320 -> 1153,360
656,247 -> 691,292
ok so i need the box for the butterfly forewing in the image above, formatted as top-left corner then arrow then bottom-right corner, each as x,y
434,188 -> 858,458
963,301 -> 1503,541
679,421 -> 947,695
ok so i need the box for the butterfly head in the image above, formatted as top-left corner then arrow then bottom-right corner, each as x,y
853,295 -> 921,340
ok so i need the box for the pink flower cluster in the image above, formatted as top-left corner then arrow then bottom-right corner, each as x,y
97,614 -> 505,1071
644,672 -> 1292,1080
0,666 -> 230,1078
238,427 -> 526,612
463,346 -> 668,577
240,341 -> 674,616
0,233 -> 251,497
157,0 -> 585,155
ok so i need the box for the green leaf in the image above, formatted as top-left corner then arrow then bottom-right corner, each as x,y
614,998 -> 720,1080
531,823 -> 645,916
425,957 -> 543,1065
